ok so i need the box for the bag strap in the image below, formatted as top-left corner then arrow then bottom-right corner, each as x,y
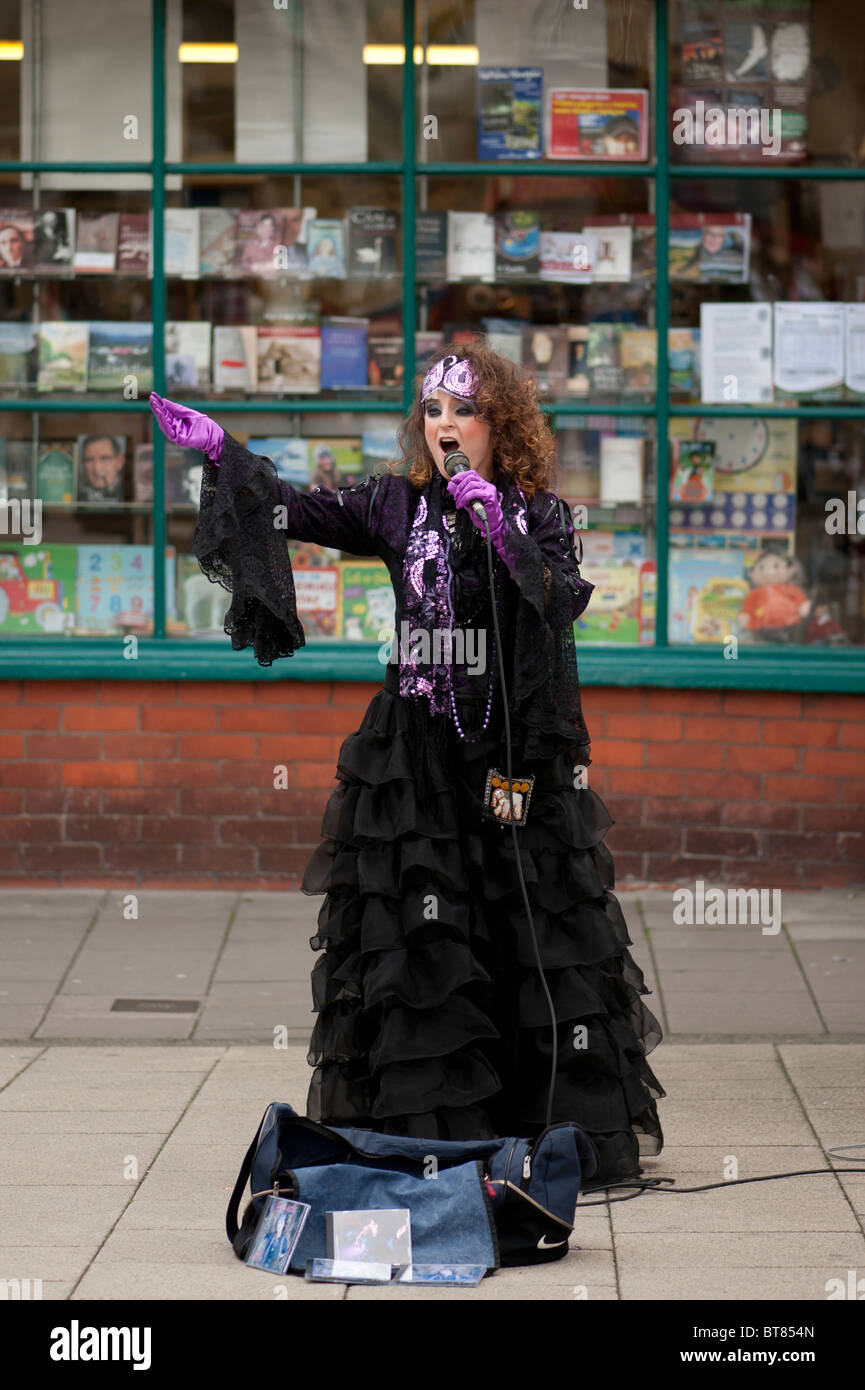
541,494 -> 583,566
558,497 -> 583,565
226,1108 -> 271,1242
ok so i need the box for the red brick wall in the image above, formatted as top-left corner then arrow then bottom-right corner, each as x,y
0,680 -> 863,888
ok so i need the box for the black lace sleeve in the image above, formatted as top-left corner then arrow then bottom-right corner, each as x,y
191,433 -> 306,667
192,433 -> 395,667
496,487 -> 594,764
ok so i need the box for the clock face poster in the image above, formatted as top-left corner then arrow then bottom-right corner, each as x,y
668,417 -> 797,547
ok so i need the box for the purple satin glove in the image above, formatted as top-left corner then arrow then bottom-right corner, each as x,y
149,393 -> 224,464
446,470 -> 506,547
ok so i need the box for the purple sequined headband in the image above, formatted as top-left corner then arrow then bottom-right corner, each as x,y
421,353 -> 478,404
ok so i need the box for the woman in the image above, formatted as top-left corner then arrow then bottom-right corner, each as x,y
149,340 -> 665,1188
238,212 -> 281,275
310,444 -> 339,491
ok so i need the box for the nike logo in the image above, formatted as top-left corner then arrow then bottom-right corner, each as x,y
537,1234 -> 569,1249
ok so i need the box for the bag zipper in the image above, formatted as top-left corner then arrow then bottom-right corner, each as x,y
269,1113 -> 500,1188
487,1179 -> 573,1232
521,1121 -> 600,1192
500,1136 -> 519,1187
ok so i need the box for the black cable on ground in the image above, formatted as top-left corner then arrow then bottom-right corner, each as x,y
578,1159 -> 865,1206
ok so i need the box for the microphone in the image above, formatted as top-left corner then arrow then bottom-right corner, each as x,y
443,449 -> 487,524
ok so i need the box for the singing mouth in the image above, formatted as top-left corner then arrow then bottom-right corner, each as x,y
440,438 -> 459,454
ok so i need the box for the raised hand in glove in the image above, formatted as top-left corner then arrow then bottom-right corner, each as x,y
446,469 -> 506,547
149,393 -> 224,464
447,468 -> 528,583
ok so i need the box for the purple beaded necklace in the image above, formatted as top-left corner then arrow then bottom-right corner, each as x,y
443,515 -> 497,743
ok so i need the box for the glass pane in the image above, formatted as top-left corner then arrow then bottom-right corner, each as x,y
416,0 -> 655,165
172,0 -> 403,165
164,173 -> 403,402
10,0 -> 153,180
416,174 -> 657,408
556,416 -> 657,647
0,0 -> 22,161
412,169 -> 658,646
167,407 -> 402,643
667,415 -> 865,648
668,176 -> 865,406
0,409 -> 158,638
669,0 -> 864,169
0,184 -> 153,398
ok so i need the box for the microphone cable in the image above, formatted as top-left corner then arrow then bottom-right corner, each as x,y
478,511 -> 560,1131
577,1153 -> 865,1206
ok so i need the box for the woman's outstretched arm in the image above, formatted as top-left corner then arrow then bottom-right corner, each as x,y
150,393 -> 386,555
149,394 -> 392,665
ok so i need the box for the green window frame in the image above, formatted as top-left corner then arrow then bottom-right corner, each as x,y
0,0 -> 862,692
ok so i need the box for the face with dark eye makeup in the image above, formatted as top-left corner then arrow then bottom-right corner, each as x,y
423,389 -> 495,483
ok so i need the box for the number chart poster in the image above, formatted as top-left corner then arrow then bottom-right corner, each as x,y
75,545 -> 175,633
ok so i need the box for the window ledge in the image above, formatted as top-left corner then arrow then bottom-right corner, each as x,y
0,638 -> 861,692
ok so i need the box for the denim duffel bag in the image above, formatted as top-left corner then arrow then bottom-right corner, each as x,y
227,1103 -> 599,1270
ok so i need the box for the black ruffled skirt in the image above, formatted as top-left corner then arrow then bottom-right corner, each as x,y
301,681 -> 665,1188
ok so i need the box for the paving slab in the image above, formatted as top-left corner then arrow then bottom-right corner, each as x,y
0,1084 -> 202,1111
0,1186 -> 135,1247
0,1047 -> 42,1086
16,1045 -> 224,1072
0,1133 -> 165,1186
817,1006 -> 865,1031
117,1195 -> 233,1232
34,1001 -> 197,1041
787,923 -> 865,941
0,958 -> 82,981
662,996 -> 826,1033
774,891 -> 865,920
0,1247 -> 96,1282
609,1187 -> 859,1234
631,1143 -> 830,1174
614,1231 -> 865,1270
618,1267 -> 858,1300
71,1261 -> 347,1300
0,1007 -> 50,1038
346,1261 -> 617,1300
0,982 -> 64,1004
61,967 -> 214,994
0,1110 -> 183,1136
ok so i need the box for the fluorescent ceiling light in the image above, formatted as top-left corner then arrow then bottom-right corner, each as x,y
363,44 -> 423,64
178,43 -> 239,63
363,44 -> 479,65
0,41 -> 24,60
426,46 -> 479,65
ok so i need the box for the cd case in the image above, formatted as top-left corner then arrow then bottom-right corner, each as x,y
396,1264 -> 487,1286
327,1208 -> 412,1265
244,1196 -> 311,1274
305,1258 -> 393,1285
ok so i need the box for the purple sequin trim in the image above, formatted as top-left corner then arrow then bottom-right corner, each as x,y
421,353 -> 478,404
398,473 -> 530,721
399,489 -> 451,714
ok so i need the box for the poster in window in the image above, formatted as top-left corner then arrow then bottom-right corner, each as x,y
477,67 -> 542,160
547,89 -> 648,161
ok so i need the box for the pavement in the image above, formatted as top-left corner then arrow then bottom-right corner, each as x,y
1,886 -> 864,1302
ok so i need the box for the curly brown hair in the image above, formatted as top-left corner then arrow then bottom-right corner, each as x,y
394,338 -> 556,499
